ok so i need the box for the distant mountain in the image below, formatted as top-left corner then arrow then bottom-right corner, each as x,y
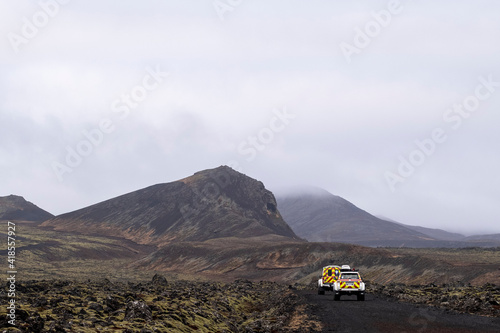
276,187 -> 435,246
0,195 -> 54,222
464,234 -> 500,242
42,166 -> 300,245
377,217 -> 500,246
376,216 -> 466,242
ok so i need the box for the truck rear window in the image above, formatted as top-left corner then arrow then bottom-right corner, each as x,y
341,273 -> 359,279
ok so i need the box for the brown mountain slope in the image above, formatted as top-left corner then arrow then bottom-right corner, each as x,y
276,187 -> 436,246
42,166 -> 300,245
0,194 -> 54,222
132,237 -> 500,285
10,221 -> 500,286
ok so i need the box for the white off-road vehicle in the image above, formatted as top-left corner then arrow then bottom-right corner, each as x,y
317,265 -> 354,295
333,270 -> 365,301
317,265 -> 341,295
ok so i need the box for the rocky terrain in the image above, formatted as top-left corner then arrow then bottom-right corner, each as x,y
0,275 -> 313,333
372,282 -> 500,317
2,275 -> 500,332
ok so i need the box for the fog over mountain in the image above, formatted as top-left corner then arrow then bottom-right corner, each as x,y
276,186 -> 500,247
1,1 -> 500,235
276,186 -> 434,246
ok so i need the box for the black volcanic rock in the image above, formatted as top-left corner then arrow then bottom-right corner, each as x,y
0,194 -> 54,222
276,186 -> 435,246
151,273 -> 168,287
42,166 -> 300,245
124,301 -> 152,321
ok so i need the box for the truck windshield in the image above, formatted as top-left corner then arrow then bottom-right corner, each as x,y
341,273 -> 359,280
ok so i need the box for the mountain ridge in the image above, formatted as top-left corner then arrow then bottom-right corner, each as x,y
0,194 -> 54,222
276,186 -> 500,247
276,186 -> 435,246
42,166 -> 301,245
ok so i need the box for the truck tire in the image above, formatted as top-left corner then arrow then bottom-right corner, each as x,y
334,294 -> 340,301
318,288 -> 325,295
357,294 -> 365,301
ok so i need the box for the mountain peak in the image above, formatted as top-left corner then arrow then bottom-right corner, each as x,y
276,188 -> 435,246
179,165 -> 241,185
42,167 -> 300,245
0,195 -> 54,222
3,194 -> 27,202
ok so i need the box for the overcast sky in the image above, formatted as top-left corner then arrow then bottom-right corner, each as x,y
1,0 -> 499,236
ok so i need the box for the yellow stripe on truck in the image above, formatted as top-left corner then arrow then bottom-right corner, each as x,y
322,267 -> 341,284
327,276 -> 336,283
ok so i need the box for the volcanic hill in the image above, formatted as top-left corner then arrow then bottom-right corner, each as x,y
0,194 -> 54,222
42,166 -> 300,245
276,186 -> 436,246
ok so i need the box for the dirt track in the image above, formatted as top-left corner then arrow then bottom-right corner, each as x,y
296,290 -> 500,332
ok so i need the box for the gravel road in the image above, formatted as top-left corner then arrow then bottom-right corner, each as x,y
296,290 -> 500,332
